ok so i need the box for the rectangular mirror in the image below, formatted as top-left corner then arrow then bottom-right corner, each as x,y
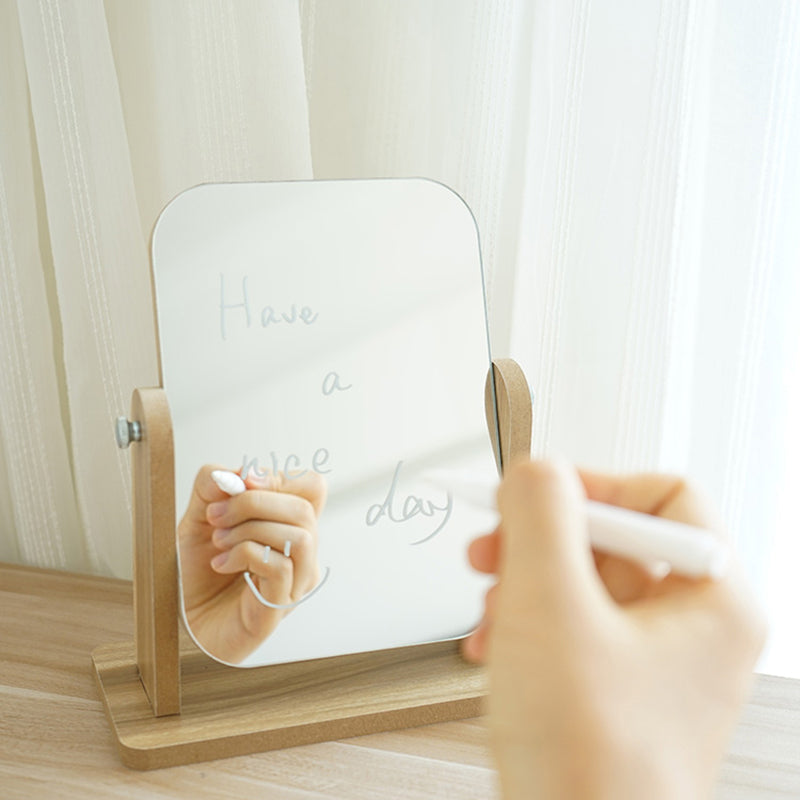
152,178 -> 499,667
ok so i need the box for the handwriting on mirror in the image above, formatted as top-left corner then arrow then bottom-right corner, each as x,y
218,273 -> 455,627
366,460 -> 453,545
219,274 -> 319,340
242,449 -> 332,480
241,453 -> 454,545
231,454 -> 452,617
322,371 -> 352,395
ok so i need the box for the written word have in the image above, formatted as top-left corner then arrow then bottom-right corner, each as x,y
220,275 -> 318,340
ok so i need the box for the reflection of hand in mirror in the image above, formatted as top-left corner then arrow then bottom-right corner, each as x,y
178,466 -> 326,664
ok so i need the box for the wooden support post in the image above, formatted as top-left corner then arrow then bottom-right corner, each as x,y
485,358 -> 533,472
130,388 -> 181,716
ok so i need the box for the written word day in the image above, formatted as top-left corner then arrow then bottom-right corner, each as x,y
366,461 -> 453,545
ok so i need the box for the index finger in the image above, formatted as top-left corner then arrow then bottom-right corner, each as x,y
578,469 -> 723,532
181,464 -> 236,526
245,469 -> 327,517
581,470 -> 765,660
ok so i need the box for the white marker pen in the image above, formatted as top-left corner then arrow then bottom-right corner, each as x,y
423,470 -> 730,580
211,469 -> 246,496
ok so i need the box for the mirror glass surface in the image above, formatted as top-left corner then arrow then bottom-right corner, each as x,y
152,179 -> 499,667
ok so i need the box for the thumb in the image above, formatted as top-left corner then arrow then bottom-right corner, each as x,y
497,459 -> 602,611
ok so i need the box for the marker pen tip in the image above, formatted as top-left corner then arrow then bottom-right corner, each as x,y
211,469 -> 247,496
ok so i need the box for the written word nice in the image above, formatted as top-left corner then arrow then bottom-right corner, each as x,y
241,450 -> 332,482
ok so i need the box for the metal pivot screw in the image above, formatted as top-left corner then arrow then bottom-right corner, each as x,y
115,417 -> 142,449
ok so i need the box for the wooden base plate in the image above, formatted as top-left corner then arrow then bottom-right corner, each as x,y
92,639 -> 486,770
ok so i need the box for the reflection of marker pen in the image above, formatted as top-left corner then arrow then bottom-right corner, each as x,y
423,470 -> 730,580
211,469 -> 246,496
209,469 -> 331,609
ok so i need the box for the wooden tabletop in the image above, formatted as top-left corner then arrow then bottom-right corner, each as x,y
1,562 -> 799,799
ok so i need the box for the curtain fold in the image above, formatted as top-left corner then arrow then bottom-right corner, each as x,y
0,0 -> 84,570
104,0 -> 314,237
0,0 -> 797,675
15,0 -> 158,575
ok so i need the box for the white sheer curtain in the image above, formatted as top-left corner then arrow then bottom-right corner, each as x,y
1,0 -> 798,675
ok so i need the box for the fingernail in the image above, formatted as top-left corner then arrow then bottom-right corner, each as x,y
248,471 -> 277,490
211,551 -> 229,569
212,528 -> 232,546
207,501 -> 228,521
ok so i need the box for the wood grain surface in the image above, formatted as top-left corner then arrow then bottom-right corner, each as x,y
93,636 -> 486,769
2,564 -> 799,798
484,357 -> 533,471
130,387 -> 180,716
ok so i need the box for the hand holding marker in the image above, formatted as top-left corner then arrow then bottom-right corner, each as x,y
176,464 -> 327,664
467,460 -> 764,800
424,470 -> 729,579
